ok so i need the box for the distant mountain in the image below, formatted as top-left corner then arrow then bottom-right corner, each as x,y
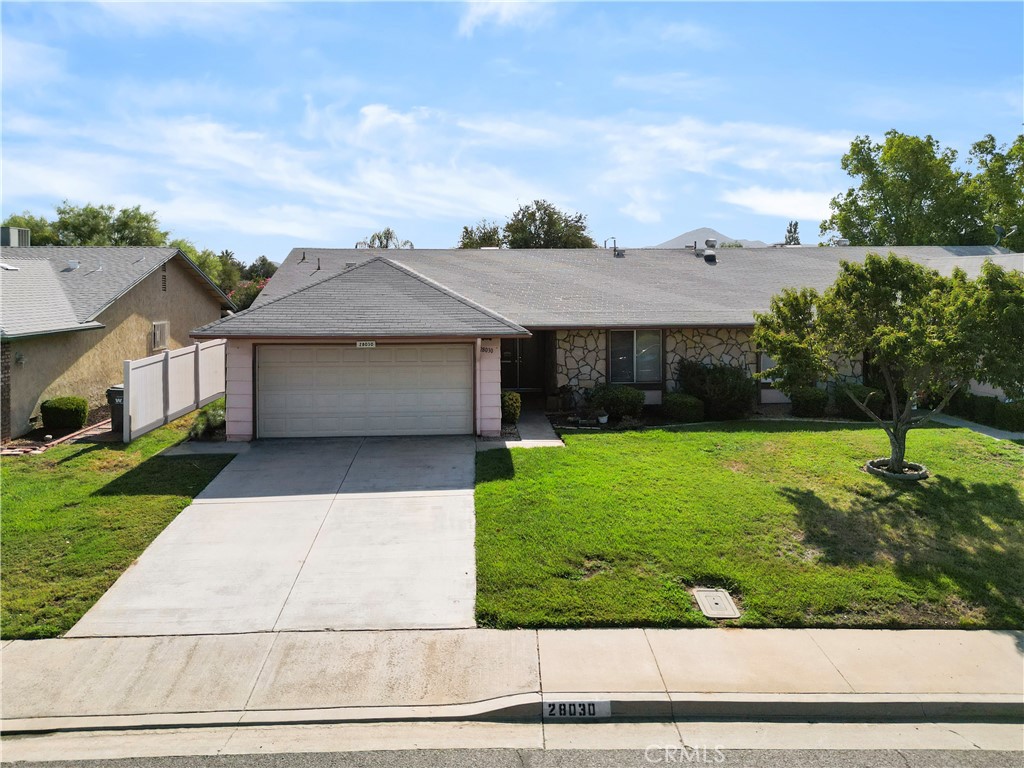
650,227 -> 768,249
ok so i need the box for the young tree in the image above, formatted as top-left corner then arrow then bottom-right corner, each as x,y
785,221 -> 800,245
457,219 -> 503,248
819,131 -> 985,246
753,253 -> 1024,477
365,227 -> 413,249
503,200 -> 597,249
1,212 -> 60,244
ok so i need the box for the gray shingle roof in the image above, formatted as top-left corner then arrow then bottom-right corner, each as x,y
191,257 -> 529,339
0,247 -> 233,339
253,245 -> 1023,328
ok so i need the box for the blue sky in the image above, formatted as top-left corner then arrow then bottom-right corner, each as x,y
2,1 -> 1022,262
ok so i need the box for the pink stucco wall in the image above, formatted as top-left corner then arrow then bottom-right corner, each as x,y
222,337 -> 502,441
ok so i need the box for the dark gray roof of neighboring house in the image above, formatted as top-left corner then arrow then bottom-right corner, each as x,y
0,247 -> 234,339
253,245 -> 1022,328
191,257 -> 529,339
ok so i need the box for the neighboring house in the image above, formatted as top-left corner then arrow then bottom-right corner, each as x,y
192,244 -> 1018,441
1,246 -> 234,441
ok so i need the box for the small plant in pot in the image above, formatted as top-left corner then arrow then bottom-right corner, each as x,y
595,409 -> 609,425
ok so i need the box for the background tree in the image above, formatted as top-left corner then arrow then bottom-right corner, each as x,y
457,219 -> 503,248
216,249 -> 243,293
719,241 -> 744,248
364,227 -> 413,249
241,255 -> 278,281
503,199 -> 596,249
820,131 -> 985,246
228,278 -> 270,310
170,238 -> 222,286
784,221 -> 800,245
753,253 -> 1024,477
1,212 -> 60,244
969,134 -> 1024,252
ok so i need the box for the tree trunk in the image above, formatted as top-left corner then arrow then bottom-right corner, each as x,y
887,426 -> 908,472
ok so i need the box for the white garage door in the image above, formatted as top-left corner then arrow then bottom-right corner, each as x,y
257,344 -> 474,438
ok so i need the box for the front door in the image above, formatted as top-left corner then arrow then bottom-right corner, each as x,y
501,335 -> 544,391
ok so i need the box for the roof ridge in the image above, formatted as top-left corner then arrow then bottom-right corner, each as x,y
384,258 -> 527,334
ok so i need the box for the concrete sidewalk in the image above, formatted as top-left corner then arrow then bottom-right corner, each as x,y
3,629 -> 1021,735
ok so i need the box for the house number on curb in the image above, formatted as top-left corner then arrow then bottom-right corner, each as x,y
544,701 -> 611,719
356,341 -> 376,348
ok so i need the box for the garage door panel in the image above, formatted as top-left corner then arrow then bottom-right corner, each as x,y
258,344 -> 474,438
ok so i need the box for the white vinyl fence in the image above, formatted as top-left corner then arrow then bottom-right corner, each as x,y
123,339 -> 226,443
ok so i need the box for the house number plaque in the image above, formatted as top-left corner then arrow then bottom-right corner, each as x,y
356,341 -> 376,348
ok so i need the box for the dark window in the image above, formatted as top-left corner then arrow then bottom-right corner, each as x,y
609,330 -> 662,384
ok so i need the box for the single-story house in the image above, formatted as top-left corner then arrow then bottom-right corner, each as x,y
191,244 -> 1019,441
1,245 -> 234,440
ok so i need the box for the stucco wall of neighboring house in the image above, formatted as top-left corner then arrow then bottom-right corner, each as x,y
5,258 -> 222,438
1,341 -> 11,441
223,337 -> 502,441
555,329 -> 607,395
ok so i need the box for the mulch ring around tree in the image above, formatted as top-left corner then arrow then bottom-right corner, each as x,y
864,457 -> 929,481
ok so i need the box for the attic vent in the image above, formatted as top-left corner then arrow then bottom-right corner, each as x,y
152,321 -> 169,351
0,263 -> 20,271
345,262 -> 357,268
161,273 -> 167,291
68,259 -> 81,271
695,238 -> 717,264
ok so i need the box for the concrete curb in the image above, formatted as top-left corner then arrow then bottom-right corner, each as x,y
3,693 -> 1020,736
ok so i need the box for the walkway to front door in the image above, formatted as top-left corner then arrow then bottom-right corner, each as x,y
67,437 -> 477,636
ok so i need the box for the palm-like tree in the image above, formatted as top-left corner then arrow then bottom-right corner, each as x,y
364,227 -> 414,249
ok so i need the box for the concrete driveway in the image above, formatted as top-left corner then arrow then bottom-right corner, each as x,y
67,436 -> 477,636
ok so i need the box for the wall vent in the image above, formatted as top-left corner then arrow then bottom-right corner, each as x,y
152,321 -> 169,351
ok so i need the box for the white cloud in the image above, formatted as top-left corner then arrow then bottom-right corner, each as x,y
1,36 -> 66,89
457,2 -> 552,37
659,22 -> 718,50
719,186 -> 834,220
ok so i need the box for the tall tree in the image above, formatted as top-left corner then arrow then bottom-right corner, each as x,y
503,200 -> 597,249
969,134 -> 1024,252
457,219 -> 503,248
364,227 -> 413,249
784,221 -> 800,245
753,253 -> 1024,478
1,212 -> 60,245
819,131 -> 985,246
170,238 -> 222,286
242,255 -> 278,280
52,201 -> 169,246
216,249 -> 243,294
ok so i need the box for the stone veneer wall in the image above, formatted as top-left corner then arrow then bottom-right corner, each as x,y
664,328 -> 757,388
555,329 -> 606,394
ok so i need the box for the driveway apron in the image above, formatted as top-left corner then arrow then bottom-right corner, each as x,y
67,436 -> 477,636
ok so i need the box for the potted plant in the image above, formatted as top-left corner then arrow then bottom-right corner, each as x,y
595,409 -> 609,425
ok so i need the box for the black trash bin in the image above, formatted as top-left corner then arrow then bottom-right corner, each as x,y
106,385 -> 124,435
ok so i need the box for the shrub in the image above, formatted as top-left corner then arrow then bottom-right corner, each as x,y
994,401 -> 1024,433
836,383 -> 884,421
790,386 -> 828,417
189,401 -> 226,440
676,360 -> 757,420
972,395 -> 998,427
39,396 -> 89,431
500,391 -> 522,424
586,383 -> 645,420
663,392 -> 704,423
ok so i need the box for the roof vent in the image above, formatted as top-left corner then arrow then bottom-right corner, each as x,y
67,259 -> 81,271
345,262 -> 357,268
0,263 -> 20,271
1,226 -> 31,247
694,239 -> 717,263
298,251 -> 307,263
835,238 -> 850,247
604,236 -> 625,258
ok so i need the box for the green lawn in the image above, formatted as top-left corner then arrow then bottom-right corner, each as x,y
1,417 -> 233,639
475,421 -> 1024,629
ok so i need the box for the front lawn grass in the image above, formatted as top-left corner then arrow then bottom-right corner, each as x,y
1,417 -> 234,639
475,421 -> 1024,628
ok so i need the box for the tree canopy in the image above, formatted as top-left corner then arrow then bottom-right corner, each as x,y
3,201 -> 169,247
363,227 -> 413,249
753,253 -> 1024,476
820,131 -> 1023,250
457,200 -> 597,249
785,221 -> 800,245
457,219 -> 502,249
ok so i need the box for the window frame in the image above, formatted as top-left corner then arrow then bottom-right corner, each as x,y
608,329 -> 663,385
